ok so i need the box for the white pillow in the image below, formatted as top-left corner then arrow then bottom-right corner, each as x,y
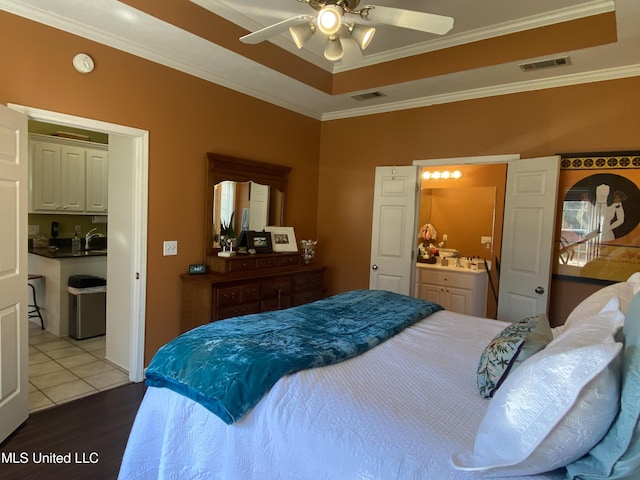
628,272 -> 640,294
452,317 -> 622,477
564,281 -> 634,329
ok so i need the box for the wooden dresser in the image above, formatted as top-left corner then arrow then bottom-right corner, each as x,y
181,252 -> 325,332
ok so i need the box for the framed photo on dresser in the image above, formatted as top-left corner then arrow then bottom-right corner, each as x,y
265,226 -> 298,252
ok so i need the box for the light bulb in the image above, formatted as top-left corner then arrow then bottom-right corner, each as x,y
452,170 -> 462,179
442,171 -> 451,179
422,171 -> 431,180
317,5 -> 342,35
432,171 -> 441,179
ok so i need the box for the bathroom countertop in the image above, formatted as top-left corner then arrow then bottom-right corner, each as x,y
416,260 -> 490,274
29,247 -> 107,259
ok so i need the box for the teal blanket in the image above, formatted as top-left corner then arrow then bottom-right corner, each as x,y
145,289 -> 443,424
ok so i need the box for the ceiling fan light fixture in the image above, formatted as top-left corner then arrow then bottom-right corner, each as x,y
349,23 -> 375,50
289,22 -> 315,49
324,35 -> 344,61
317,5 -> 342,35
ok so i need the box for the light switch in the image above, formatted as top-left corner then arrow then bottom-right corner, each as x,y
28,225 -> 39,235
163,240 -> 178,256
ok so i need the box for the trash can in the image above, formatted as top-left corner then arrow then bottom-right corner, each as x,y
68,275 -> 107,340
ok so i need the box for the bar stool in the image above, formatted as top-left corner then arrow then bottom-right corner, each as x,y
28,274 -> 45,330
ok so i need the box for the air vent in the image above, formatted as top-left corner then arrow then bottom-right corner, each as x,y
351,91 -> 386,101
519,56 -> 571,72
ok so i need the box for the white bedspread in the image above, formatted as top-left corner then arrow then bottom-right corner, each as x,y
119,310 -> 566,480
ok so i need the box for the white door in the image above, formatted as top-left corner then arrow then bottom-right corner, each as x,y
497,156 -> 560,322
369,166 -> 419,294
0,104 -> 28,442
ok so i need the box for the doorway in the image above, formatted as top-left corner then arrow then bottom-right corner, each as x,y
10,104 -> 148,397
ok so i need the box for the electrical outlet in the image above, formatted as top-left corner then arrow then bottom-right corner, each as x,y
442,234 -> 448,242
163,240 -> 178,256
480,236 -> 492,245
75,225 -> 81,233
28,225 -> 39,235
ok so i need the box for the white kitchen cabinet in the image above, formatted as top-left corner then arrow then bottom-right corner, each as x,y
29,134 -> 108,214
85,148 -> 109,213
415,263 -> 488,317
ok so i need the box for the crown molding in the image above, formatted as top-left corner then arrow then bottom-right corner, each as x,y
322,63 -> 640,121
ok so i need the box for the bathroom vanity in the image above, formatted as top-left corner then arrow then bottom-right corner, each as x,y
414,262 -> 488,317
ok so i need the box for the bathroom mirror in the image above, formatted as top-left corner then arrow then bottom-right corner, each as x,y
205,153 -> 291,257
418,186 -> 496,259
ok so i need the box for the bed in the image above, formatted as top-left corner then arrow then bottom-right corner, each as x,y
119,278 -> 640,480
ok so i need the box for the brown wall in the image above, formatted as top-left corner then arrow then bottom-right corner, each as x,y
0,12 -> 321,362
317,78 -> 640,324
4,12 -> 640,360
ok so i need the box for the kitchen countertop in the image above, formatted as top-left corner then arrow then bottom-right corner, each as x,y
29,247 -> 107,259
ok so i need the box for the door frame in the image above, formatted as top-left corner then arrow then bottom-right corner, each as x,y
412,154 -> 520,315
9,103 -> 148,382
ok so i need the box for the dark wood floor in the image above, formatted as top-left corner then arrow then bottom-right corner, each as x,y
0,382 -> 146,480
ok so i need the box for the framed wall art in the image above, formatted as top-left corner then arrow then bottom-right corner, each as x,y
554,151 -> 640,283
265,226 -> 298,252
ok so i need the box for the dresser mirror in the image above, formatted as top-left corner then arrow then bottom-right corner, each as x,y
205,153 -> 291,257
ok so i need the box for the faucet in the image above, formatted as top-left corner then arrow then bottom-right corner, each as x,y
85,228 -> 105,250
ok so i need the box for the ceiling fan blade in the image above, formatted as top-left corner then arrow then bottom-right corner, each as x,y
240,15 -> 311,44
362,6 -> 453,35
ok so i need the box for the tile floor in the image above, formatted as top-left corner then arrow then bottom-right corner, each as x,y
28,320 -> 130,413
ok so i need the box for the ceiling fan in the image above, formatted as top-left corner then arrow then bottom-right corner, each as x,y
240,0 -> 454,63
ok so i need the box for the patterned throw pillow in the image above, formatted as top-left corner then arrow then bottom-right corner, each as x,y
477,314 -> 553,398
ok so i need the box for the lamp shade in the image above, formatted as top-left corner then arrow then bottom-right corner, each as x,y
317,5 -> 342,35
324,36 -> 344,61
350,24 -> 375,50
289,22 -> 315,49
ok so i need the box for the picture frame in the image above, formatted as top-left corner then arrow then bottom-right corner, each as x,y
265,226 -> 298,252
554,151 -> 640,283
247,231 -> 273,253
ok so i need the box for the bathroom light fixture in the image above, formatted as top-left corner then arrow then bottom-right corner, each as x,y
422,170 -> 462,180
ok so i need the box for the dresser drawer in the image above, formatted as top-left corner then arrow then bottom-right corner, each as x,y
261,295 -> 291,312
293,273 -> 323,292
262,277 -> 292,297
216,283 -> 260,307
227,257 -> 257,273
256,256 -> 280,269
278,255 -> 299,267
292,289 -> 323,306
217,302 -> 260,320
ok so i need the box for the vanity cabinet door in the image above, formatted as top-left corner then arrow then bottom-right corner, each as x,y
417,283 -> 445,306
445,287 -> 473,315
415,266 -> 487,317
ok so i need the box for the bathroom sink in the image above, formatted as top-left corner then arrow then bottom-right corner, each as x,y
438,248 -> 459,258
